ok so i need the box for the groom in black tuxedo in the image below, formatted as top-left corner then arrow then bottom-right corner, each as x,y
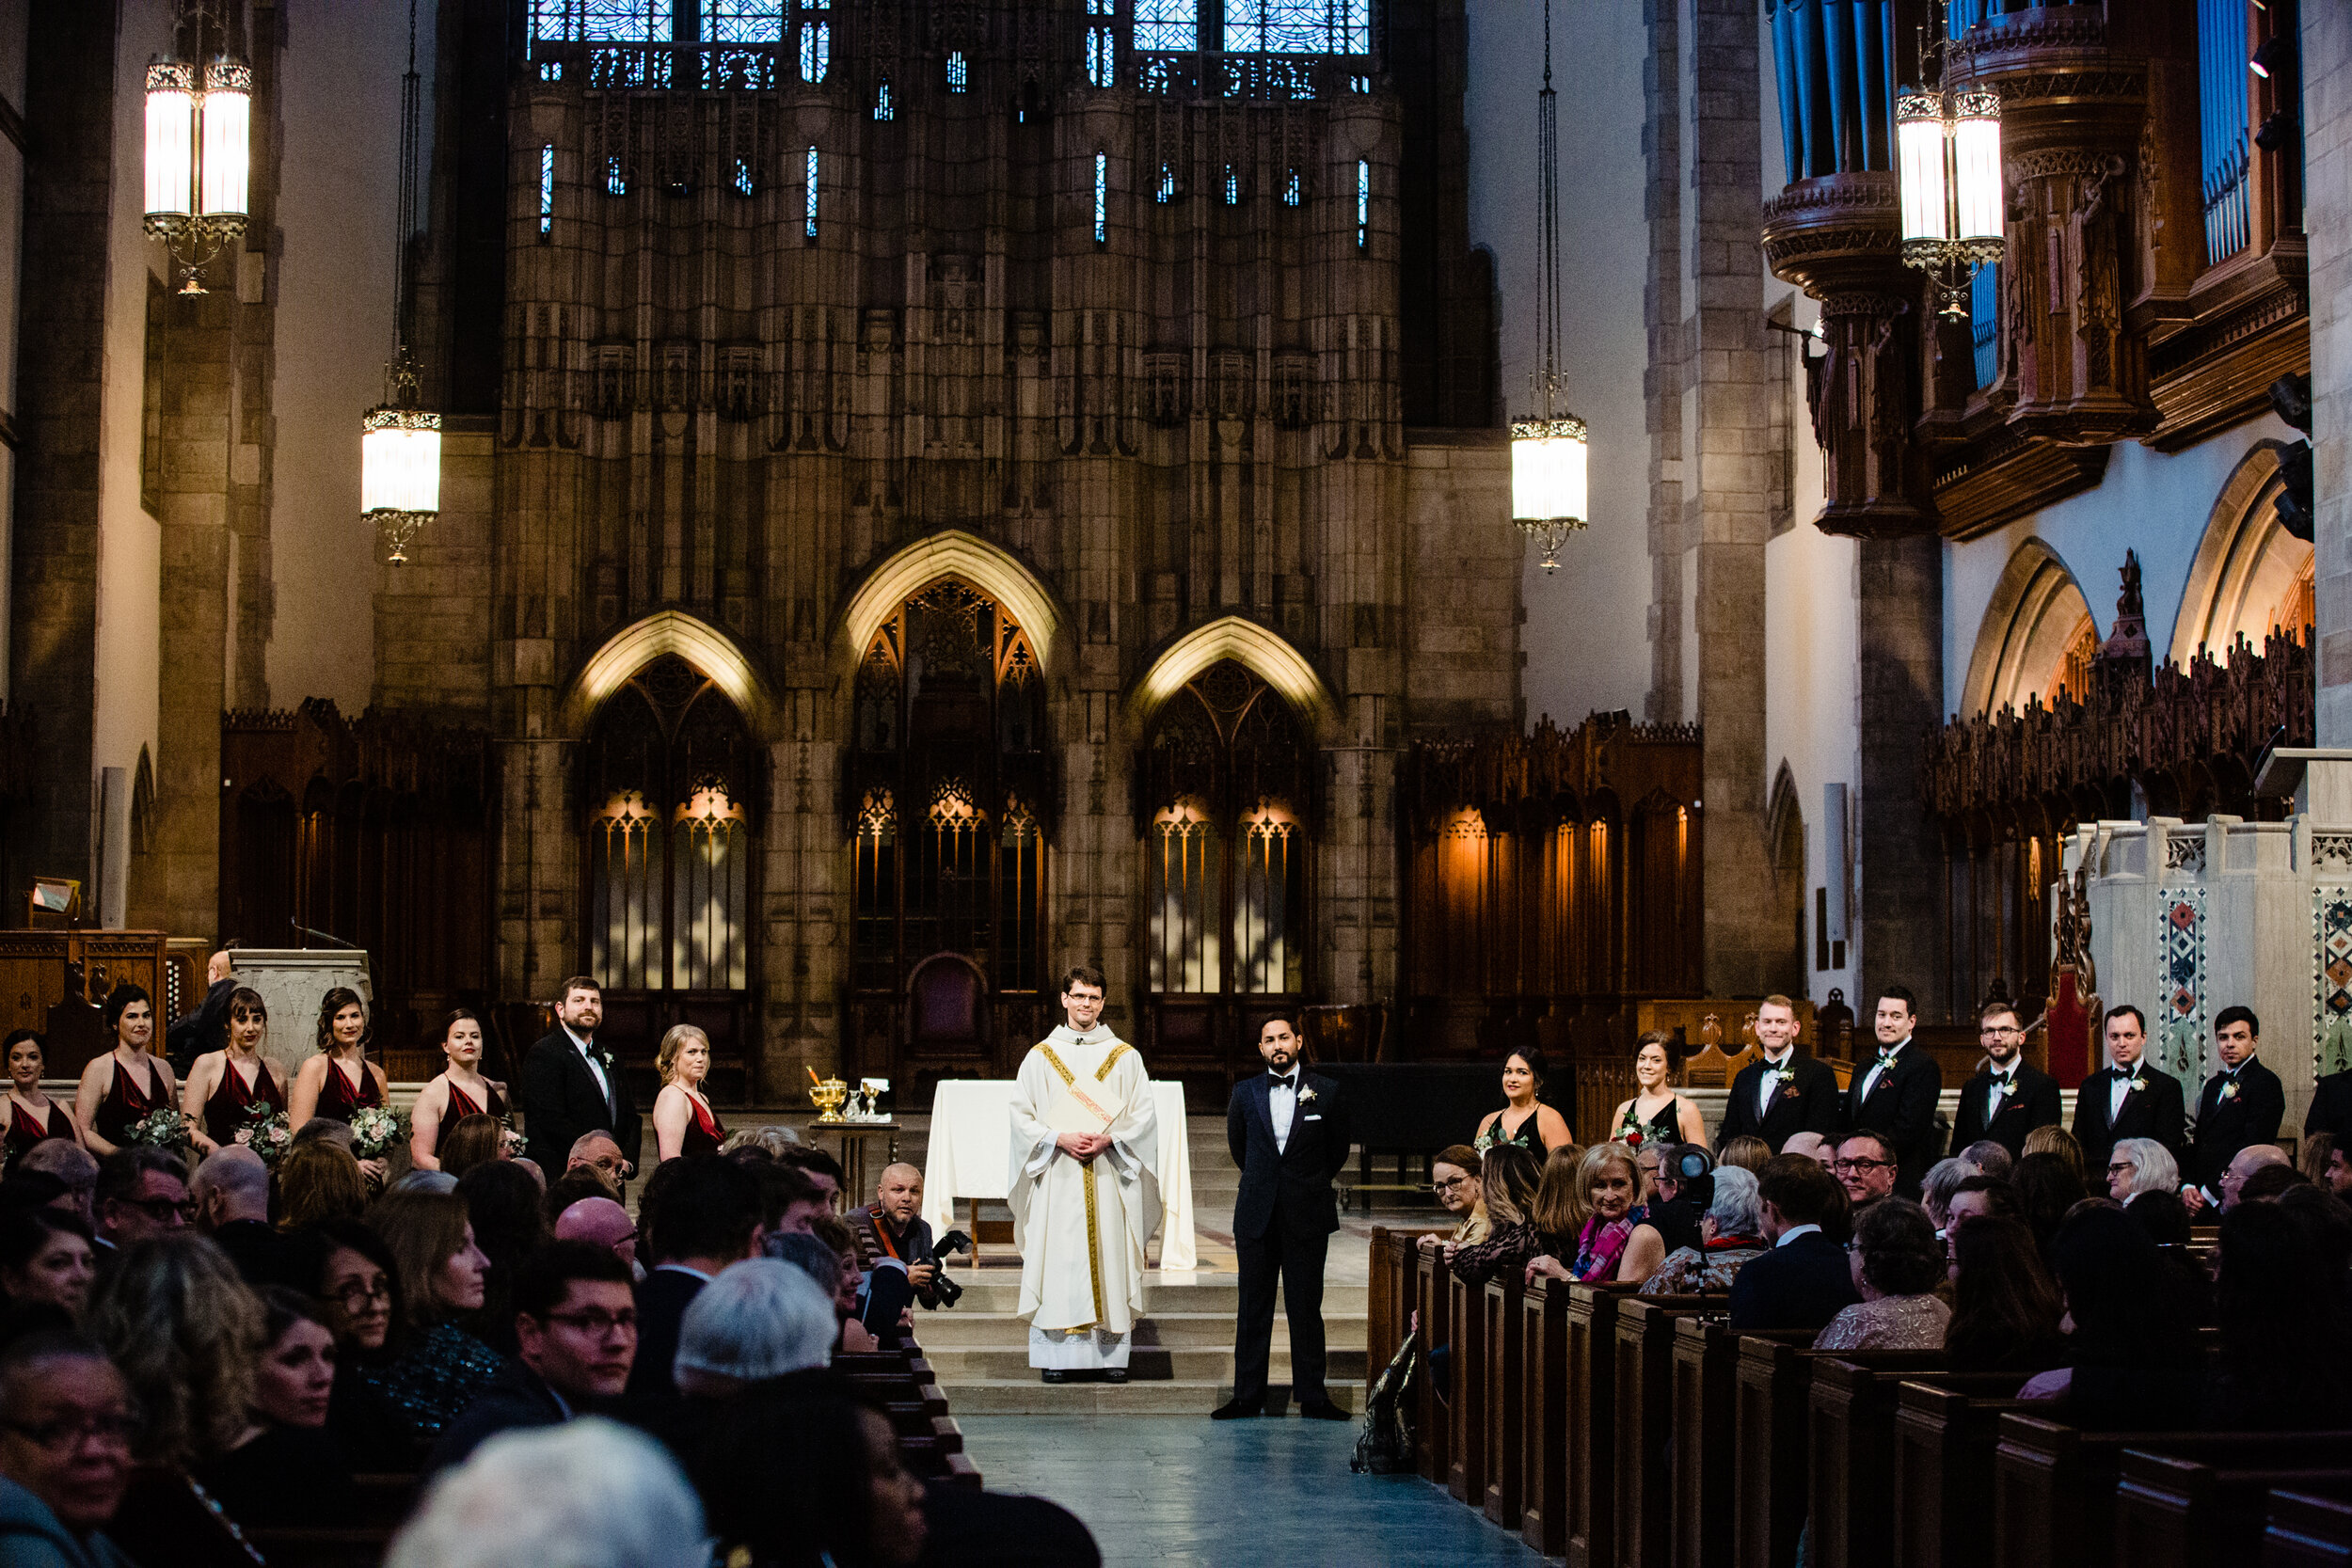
1214,1015 -> 1351,1421
523,975 -> 643,1177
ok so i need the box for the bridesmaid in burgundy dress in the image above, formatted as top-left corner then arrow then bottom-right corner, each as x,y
651,1023 -> 727,1163
408,1009 -> 511,1171
2,1030 -> 83,1168
180,988 -> 288,1155
73,985 -> 182,1156
290,989 -> 393,1184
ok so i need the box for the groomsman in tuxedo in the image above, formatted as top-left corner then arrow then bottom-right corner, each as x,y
1946,1002 -> 2061,1160
2306,1061 -> 2352,1146
1716,995 -> 1843,1153
524,976 -> 644,1178
2072,1005 -> 2187,1176
2184,1006 -> 2285,1212
1215,1015 -> 1351,1421
1845,986 -> 1943,1197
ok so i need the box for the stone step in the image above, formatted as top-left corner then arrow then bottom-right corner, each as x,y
914,1309 -> 1369,1351
939,1378 -> 1364,1418
931,1275 -> 1369,1314
923,1343 -> 1371,1383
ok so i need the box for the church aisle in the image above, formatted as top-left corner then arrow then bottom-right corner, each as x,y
957,1416 -> 1548,1567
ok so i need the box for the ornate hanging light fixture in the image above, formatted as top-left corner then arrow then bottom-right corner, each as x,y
1898,2 -> 2005,318
142,2 -> 249,295
361,0 -> 440,565
1509,0 -> 1587,576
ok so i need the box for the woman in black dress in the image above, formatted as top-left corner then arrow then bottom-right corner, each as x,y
2,1030 -> 82,1167
1472,1049 -> 1574,1156
73,985 -> 181,1157
408,1009 -> 511,1171
290,989 -> 391,1185
1608,1031 -> 1708,1152
180,988 -> 288,1156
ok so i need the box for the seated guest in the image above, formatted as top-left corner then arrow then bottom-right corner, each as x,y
2020,1206 -> 2203,1426
276,1138 -> 368,1230
773,1142 -> 847,1210
1815,1199 -> 1948,1351
1517,1151 -> 1597,1287
1954,1140 -> 2013,1180
544,1168 -> 619,1227
1471,1049 -> 1574,1155
1530,1141 -> 1664,1286
2302,1131 -> 2337,1191
1942,1215 -> 2064,1371
846,1164 -> 941,1340
1415,1145 -> 1488,1255
751,1161 -> 832,1243
2011,1152 -> 2087,1261
556,1196 -> 641,1275
1832,1131 -> 1899,1219
2328,1139 -> 2352,1198
1920,1158 -> 1970,1233
2021,1124 -> 2086,1185
1641,1164 -> 1767,1296
2105,1136 -> 2180,1205
91,1148 -> 191,1255
0,1212 -> 95,1322
428,1242 -> 638,1472
83,1234 -> 271,1567
437,1115 -> 506,1181
13,1144 -> 99,1232
357,1187 -> 507,1465
1441,1146 -> 1546,1286
1781,1132 -> 1835,1167
387,1418 -> 710,1568
458,1160 -> 552,1359
628,1156 -> 761,1404
1644,1145 -> 1712,1258
0,1333 -> 138,1568
671,1259 -> 836,1399
1727,1154 -> 1860,1333
807,1214 -> 886,1353
191,1147 -> 308,1291
682,1390 -> 930,1568
308,1217 -> 413,1472
2235,1161 -> 2311,1206
719,1125 -> 802,1162
199,1286 -> 354,1529
2216,1143 -> 2291,1212
565,1132 -> 631,1198
2122,1187 -> 2214,1325
1716,1135 -> 1772,1175
2202,1198 -> 2352,1430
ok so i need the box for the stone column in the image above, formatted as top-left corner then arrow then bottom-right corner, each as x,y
1856,535 -> 1947,1017
2311,0 -> 2352,742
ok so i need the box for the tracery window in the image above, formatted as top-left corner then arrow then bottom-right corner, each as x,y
1224,0 -> 1369,55
532,0 -> 674,42
1135,0 -> 1199,52
705,0 -> 783,41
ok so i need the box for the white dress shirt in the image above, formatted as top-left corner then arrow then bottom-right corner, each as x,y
1858,1040 -> 1908,1103
564,1023 -> 612,1111
1267,1071 -> 1298,1155
1985,1065 -> 2016,1119
2110,1066 -> 2140,1122
1774,1223 -> 1822,1248
1756,1049 -> 1794,1117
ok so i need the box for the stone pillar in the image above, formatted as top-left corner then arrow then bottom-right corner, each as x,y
2311,0 -> 2352,742
1856,535 -> 1947,1018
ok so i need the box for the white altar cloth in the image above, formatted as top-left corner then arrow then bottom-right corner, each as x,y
922,1078 -> 1197,1272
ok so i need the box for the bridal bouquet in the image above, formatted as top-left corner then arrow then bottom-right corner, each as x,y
348,1105 -> 407,1161
235,1106 -> 294,1168
121,1106 -> 190,1151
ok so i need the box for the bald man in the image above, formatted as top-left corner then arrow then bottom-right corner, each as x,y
847,1164 -> 943,1340
193,1146 -> 308,1290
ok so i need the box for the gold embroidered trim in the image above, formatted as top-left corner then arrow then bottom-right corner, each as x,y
1038,1043 -> 1073,1085
1081,1159 -> 1106,1324
1094,1043 -> 1128,1081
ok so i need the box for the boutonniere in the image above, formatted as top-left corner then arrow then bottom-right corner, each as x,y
1764,1067 -> 1793,1087
2218,1081 -> 2240,1103
2121,1075 -> 2141,1094
1297,1086 -> 1318,1105
588,1044 -> 615,1071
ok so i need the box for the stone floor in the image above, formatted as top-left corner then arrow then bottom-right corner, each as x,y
957,1416 -> 1549,1567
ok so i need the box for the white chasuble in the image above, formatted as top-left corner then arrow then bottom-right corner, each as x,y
1007,1025 -> 1162,1368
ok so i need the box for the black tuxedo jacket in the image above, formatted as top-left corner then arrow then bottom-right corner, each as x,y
1716,1053 -> 1844,1151
2072,1064 -> 2188,1174
1727,1230 -> 1862,1335
522,1028 -> 642,1174
2307,1069 -> 2352,1145
626,1265 -> 708,1404
1947,1063 -> 2063,1160
1846,1045 -> 1944,1194
2188,1056 -> 2287,1192
1228,1069 -> 1350,1243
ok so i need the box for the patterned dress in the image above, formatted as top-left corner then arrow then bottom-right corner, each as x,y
348,1322 -> 508,1459
1813,1293 -> 1951,1352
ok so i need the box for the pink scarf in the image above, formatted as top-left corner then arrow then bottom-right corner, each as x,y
1572,1204 -> 1648,1281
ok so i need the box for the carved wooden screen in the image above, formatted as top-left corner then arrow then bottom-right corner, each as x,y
1136,659 -> 1311,1098
581,655 -> 757,1099
844,579 -> 1050,1093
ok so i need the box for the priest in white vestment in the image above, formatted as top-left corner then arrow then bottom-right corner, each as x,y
1008,966 -> 1161,1381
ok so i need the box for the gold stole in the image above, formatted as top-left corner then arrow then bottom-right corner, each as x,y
1036,1041 -> 1130,1328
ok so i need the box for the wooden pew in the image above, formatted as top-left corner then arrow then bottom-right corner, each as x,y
1416,1245 -> 1454,1486
1484,1275 -> 1528,1529
1448,1268 -> 1489,1505
1671,1319 -> 1810,1568
1565,1283 -> 1636,1568
835,1342 -> 981,1489
1808,1365 -> 2024,1568
1520,1277 -> 1571,1556
1734,1341 -> 1944,1568
1994,1418 -> 2352,1568
1612,1294 -> 1718,1568
2268,1488 -> 2352,1566
2114,1452 -> 2352,1568
1889,1379 -> 2036,1568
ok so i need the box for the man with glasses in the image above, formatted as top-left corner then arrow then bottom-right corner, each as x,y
1945,1003 -> 2060,1160
89,1148 -> 190,1270
2072,1005 -> 2186,1178
1831,1131 -> 1899,1216
428,1242 -> 638,1472
0,1333 -> 138,1567
1844,986 -> 1941,1198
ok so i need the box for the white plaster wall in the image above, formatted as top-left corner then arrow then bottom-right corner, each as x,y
1465,0 -> 1651,729
266,0 -> 435,714
1942,416 -> 2297,721
90,0 -> 171,875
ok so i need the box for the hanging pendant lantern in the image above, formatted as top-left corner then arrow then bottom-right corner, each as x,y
1899,5 -> 2005,318
141,8 -> 250,295
1509,0 -> 1589,576
362,0 -> 440,564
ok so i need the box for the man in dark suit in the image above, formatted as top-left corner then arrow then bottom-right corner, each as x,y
2072,1005 -> 2187,1176
1947,1002 -> 2062,1160
625,1155 -> 760,1404
428,1242 -> 638,1473
2185,1005 -> 2286,1212
1716,994 -> 1843,1153
1845,985 -> 1942,1197
523,976 -> 642,1177
193,1147 -> 311,1291
2306,1064 -> 2352,1146
1728,1154 -> 1861,1333
1213,1014 -> 1351,1422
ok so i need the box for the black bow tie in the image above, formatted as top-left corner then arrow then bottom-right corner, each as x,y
1991,1069 -> 2015,1085
1268,1073 -> 1296,1090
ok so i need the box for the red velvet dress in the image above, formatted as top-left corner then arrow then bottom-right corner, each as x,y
681,1091 -> 725,1157
433,1078 -> 508,1155
201,1057 -> 285,1148
92,1056 -> 162,1147
313,1056 -> 384,1124
3,1098 -> 74,1162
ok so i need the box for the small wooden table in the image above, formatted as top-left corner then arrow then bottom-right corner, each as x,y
822,1121 -> 900,1203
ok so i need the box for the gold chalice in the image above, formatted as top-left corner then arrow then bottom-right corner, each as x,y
809,1074 -> 850,1124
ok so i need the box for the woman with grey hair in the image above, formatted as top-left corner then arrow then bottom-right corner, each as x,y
673,1259 -> 837,1397
1921,1157 -> 1971,1229
389,1419 -> 707,1568
2105,1136 -> 2180,1204
1638,1164 -> 1767,1296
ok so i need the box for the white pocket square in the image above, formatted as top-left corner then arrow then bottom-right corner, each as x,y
1303,1114 -> 1323,1121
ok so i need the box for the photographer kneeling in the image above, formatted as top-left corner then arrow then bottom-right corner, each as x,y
848,1164 -> 962,1341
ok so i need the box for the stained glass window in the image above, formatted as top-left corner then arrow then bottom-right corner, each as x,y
1094,151 -> 1109,243
804,145 -> 818,238
800,20 -> 829,80
947,51 -> 968,90
1224,165 -> 1238,204
732,156 -> 755,197
1356,158 -> 1368,246
539,145 -> 555,235
532,0 -> 673,41
1088,26 -> 1116,86
1135,0 -> 1197,52
1223,0 -> 1369,55
875,78 -> 894,119
1156,163 -> 1176,203
1283,167 -> 1301,206
607,155 -> 628,197
703,0 -> 782,42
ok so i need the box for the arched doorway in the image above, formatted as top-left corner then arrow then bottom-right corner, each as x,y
842,578 -> 1052,1096
581,653 -> 760,1101
1136,658 -> 1312,1098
